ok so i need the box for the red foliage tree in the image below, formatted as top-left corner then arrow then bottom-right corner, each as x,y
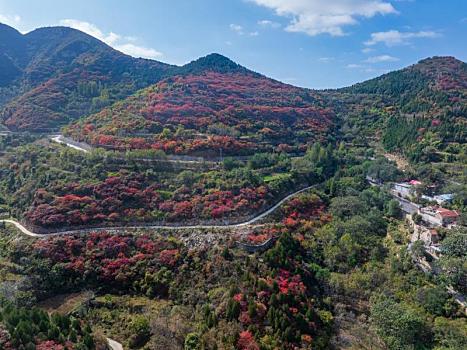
237,330 -> 259,350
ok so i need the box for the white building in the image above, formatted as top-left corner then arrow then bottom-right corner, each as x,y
393,180 -> 421,199
421,193 -> 455,205
419,206 -> 459,227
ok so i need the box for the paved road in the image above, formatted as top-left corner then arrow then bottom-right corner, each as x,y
390,192 -> 420,214
50,135 -> 91,153
50,135 -> 221,166
49,134 -> 306,165
0,219 -> 47,237
0,185 -> 317,237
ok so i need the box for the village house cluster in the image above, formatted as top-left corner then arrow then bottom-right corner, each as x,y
366,175 -> 460,248
391,179 -> 460,247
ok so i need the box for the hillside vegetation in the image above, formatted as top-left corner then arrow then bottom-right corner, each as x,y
330,56 -> 466,163
64,54 -> 335,157
0,23 -> 465,350
0,24 -> 173,131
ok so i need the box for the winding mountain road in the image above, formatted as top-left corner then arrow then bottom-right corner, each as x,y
0,185 -> 317,238
49,134 -> 304,165
50,135 -> 91,153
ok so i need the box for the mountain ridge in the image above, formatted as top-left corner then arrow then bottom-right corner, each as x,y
341,56 -> 466,95
64,55 -> 335,156
0,22 -> 465,156
0,23 -> 174,130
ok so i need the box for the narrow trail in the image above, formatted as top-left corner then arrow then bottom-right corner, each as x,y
0,185 -> 317,238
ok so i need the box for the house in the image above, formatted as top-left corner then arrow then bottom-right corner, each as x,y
421,193 -> 454,205
434,194 -> 454,205
393,181 -> 420,199
419,206 -> 459,227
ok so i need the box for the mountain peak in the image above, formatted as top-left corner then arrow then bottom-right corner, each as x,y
0,22 -> 24,44
417,56 -> 461,65
407,56 -> 467,87
0,22 -> 28,73
24,25 -> 108,47
179,53 -> 256,75
0,22 -> 22,35
415,56 -> 466,69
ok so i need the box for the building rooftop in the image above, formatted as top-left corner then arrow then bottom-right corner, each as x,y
409,180 -> 422,186
434,194 -> 454,202
421,206 -> 459,218
437,207 -> 459,218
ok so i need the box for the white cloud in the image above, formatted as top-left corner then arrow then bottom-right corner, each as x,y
124,36 -> 138,42
59,19 -> 163,59
365,29 -> 440,46
114,43 -> 162,59
258,19 -> 281,28
361,47 -> 375,53
230,23 -> 258,36
365,54 -> 399,63
0,13 -> 21,27
346,63 -> 364,69
249,0 -> 396,36
318,57 -> 334,63
230,23 -> 244,35
60,19 -> 120,44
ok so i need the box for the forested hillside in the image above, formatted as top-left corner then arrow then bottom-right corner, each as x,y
0,23 -> 464,167
0,24 -> 173,131
329,57 -> 466,163
0,23 -> 465,350
64,54 -> 335,157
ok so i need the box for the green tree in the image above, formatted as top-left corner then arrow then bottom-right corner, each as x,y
411,240 -> 426,260
386,199 -> 402,218
370,296 -> 430,350
184,332 -> 201,350
433,317 -> 467,349
329,196 -> 368,219
129,316 -> 151,348
441,229 -> 467,258
416,286 -> 449,316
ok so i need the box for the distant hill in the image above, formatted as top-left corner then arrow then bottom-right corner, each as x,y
325,56 -> 466,162
0,22 -> 465,162
64,53 -> 335,156
176,53 -> 259,76
332,56 -> 466,118
0,24 -> 174,131
343,56 -> 466,111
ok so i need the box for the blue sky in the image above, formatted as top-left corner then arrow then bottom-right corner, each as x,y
0,0 -> 466,88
